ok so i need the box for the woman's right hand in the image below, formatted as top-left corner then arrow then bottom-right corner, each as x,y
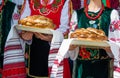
69,45 -> 78,51
20,31 -> 33,40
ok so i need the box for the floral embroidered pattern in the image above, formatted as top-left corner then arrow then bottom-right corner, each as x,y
13,5 -> 22,20
109,20 -> 120,42
79,48 -> 90,59
79,47 -> 99,60
110,20 -> 120,32
31,0 -> 62,15
79,47 -> 110,60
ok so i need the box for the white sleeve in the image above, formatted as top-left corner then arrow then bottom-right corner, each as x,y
68,10 -> 78,38
67,11 -> 79,60
70,10 -> 78,31
11,0 -> 24,5
56,0 -> 70,33
108,9 -> 120,75
20,0 -> 31,19
108,9 -> 120,44
110,9 -> 119,23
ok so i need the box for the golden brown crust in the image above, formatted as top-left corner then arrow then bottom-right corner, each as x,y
70,28 -> 108,41
86,27 -> 105,36
18,15 -> 55,29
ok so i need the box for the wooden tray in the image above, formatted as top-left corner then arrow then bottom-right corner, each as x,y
71,39 -> 110,48
15,25 -> 53,34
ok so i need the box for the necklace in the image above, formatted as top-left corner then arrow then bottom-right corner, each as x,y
85,4 -> 104,20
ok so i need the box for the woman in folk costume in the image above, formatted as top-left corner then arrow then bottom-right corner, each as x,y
69,0 -> 120,78
20,0 -> 72,78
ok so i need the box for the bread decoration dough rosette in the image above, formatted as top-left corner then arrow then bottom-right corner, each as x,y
70,28 -> 108,41
18,15 -> 55,29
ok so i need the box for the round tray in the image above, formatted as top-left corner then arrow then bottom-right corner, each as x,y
71,39 -> 110,48
15,25 -> 53,34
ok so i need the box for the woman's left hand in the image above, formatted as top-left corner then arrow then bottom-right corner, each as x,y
34,32 -> 53,42
102,47 -> 112,52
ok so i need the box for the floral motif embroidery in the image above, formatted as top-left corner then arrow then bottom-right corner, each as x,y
109,20 -> 120,42
79,48 -> 90,59
79,47 -> 111,60
79,48 -> 99,60
110,20 -> 120,32
13,13 -> 20,20
31,0 -> 62,15
13,5 -> 22,20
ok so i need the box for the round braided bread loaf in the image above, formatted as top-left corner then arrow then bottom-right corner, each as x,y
18,15 -> 55,29
70,28 -> 108,41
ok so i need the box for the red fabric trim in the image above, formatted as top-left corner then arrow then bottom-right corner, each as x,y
110,38 -> 120,42
2,62 -> 26,78
3,62 -> 25,69
54,59 -> 59,65
4,45 -> 22,52
114,66 -> 120,72
49,48 -> 59,53
2,68 -> 26,77
106,0 -> 110,8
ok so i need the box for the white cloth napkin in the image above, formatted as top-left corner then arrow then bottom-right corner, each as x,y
50,37 -> 74,78
49,30 -> 65,78
2,25 -> 26,77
